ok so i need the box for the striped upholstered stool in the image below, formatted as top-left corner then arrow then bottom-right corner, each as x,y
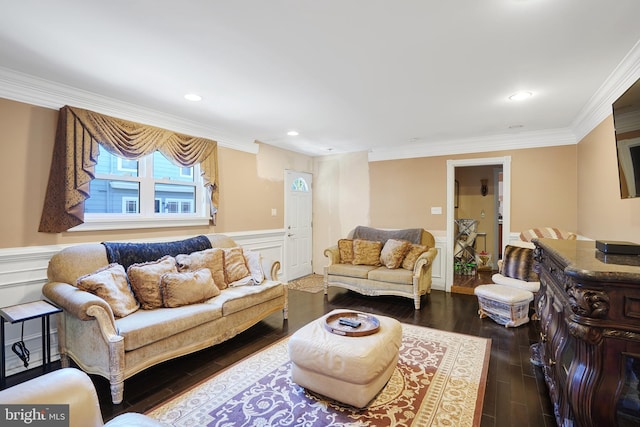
474,284 -> 534,327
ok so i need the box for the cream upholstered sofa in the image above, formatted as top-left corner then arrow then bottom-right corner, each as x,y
43,234 -> 287,404
0,368 -> 162,427
324,226 -> 438,309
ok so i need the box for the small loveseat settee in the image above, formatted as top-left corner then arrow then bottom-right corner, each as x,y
324,226 -> 438,309
43,234 -> 288,404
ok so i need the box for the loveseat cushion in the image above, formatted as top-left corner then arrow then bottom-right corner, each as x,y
326,263 -> 378,279
402,244 -> 429,270
352,239 -> 383,266
338,239 -> 354,263
380,239 -> 411,269
116,303 -> 223,351
367,266 -> 413,285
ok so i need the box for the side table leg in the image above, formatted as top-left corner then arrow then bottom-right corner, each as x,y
1,318 -> 5,388
41,317 -> 47,374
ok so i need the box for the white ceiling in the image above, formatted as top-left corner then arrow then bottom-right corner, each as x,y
2,1 -> 640,159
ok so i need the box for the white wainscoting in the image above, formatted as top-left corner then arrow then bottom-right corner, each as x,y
0,229 -> 285,377
431,236 -> 447,291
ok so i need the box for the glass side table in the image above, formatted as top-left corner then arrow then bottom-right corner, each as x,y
0,300 -> 62,389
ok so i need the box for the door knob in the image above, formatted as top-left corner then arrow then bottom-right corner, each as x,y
287,233 -> 294,237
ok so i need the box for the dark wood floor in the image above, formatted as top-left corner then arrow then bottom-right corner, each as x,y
8,283 -> 555,427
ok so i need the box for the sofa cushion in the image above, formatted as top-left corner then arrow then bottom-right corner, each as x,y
216,280 -> 285,316
500,245 -> 537,281
338,239 -> 354,263
223,247 -> 251,283
127,256 -> 177,310
402,244 -> 429,270
160,269 -> 221,308
367,266 -> 413,285
76,263 -> 139,318
352,239 -> 383,266
380,239 -> 411,269
327,263 -> 378,279
175,248 -> 227,290
115,303 -> 223,351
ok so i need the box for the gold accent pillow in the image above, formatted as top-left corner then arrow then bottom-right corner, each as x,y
76,263 -> 139,318
380,239 -> 411,269
127,256 -> 177,310
160,269 -> 221,308
223,247 -> 251,283
176,248 -> 227,289
402,244 -> 429,270
338,239 -> 354,263
352,239 -> 383,266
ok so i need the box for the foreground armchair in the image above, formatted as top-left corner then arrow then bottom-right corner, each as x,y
0,368 -> 162,427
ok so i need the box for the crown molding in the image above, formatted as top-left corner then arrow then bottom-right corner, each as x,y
368,128 -> 577,162
0,67 -> 258,154
571,39 -> 640,142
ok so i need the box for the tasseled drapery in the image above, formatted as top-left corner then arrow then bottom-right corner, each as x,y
39,106 -> 219,233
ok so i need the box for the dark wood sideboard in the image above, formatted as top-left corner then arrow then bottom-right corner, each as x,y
533,239 -> 640,427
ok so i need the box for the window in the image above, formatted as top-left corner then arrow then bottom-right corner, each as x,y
291,177 -> 309,192
81,145 -> 206,229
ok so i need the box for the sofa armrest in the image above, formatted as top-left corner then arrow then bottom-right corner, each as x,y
261,257 -> 281,281
413,247 -> 438,275
43,281 -> 119,339
324,245 -> 340,265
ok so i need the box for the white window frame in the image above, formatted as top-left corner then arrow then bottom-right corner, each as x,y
71,151 -> 209,231
117,157 -> 138,174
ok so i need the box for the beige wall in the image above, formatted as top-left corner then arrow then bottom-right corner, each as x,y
0,98 -> 313,249
367,145 -> 578,234
577,115 -> 640,241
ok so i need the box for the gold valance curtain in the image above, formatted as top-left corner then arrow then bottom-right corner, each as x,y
39,105 -> 219,233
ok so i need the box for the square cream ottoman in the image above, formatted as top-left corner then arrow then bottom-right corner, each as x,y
474,284 -> 534,327
288,310 -> 402,408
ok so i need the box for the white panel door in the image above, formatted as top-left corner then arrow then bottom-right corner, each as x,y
284,170 -> 313,281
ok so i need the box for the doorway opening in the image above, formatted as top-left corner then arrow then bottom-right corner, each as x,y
446,157 -> 511,293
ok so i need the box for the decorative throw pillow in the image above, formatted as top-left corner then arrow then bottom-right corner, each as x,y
380,239 -> 411,269
402,244 -> 429,270
223,247 -> 251,283
176,248 -> 227,290
500,245 -> 536,281
160,269 -> 220,308
244,250 -> 265,284
76,263 -> 139,318
338,239 -> 354,264
127,256 -> 177,310
352,239 -> 383,266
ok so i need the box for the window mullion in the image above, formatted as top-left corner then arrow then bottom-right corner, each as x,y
139,154 -> 154,216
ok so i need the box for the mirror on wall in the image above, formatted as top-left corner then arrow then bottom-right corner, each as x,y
613,77 -> 640,199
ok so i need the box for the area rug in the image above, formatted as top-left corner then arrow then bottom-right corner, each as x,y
147,323 -> 491,426
286,273 -> 325,293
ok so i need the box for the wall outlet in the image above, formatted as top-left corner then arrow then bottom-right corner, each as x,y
431,206 -> 442,215
271,208 -> 277,216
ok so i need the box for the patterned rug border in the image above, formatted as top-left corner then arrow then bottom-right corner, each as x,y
147,322 -> 491,427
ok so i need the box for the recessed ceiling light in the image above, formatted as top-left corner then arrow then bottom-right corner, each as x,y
184,93 -> 202,102
287,130 -> 299,136
508,91 -> 533,101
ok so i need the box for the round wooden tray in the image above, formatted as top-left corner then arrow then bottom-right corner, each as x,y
324,311 -> 380,336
